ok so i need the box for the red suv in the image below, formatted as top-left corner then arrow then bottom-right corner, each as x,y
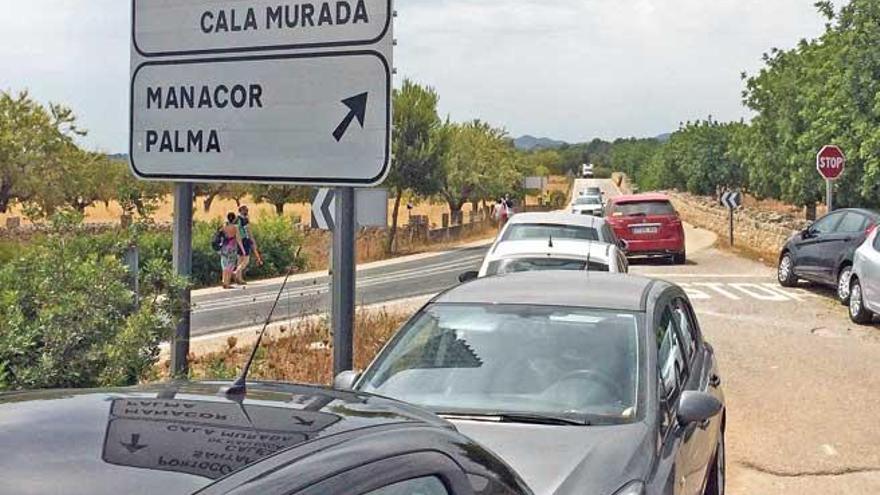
606,193 -> 686,264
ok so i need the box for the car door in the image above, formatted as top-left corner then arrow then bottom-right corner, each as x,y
864,231 -> 880,312
293,453 -> 477,495
671,297 -> 720,495
824,212 -> 871,281
655,303 -> 702,495
794,212 -> 844,281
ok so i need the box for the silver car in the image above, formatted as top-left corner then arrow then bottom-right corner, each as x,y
849,227 -> 880,324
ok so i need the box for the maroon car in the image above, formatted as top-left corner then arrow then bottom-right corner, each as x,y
606,193 -> 686,264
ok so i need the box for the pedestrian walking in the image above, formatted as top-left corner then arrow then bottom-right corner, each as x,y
220,212 -> 245,290
234,205 -> 263,285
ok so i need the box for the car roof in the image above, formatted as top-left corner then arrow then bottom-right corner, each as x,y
610,193 -> 670,203
835,207 -> 880,219
434,271 -> 658,311
0,381 -> 452,495
490,239 -> 614,261
507,212 -> 608,228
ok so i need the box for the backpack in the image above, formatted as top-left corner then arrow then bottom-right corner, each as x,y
211,229 -> 225,252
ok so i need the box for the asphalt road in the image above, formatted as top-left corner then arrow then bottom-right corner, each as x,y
193,178 -> 880,493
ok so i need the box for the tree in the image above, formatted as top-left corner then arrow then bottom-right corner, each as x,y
0,91 -> 82,213
250,185 -> 311,215
385,80 -> 446,253
24,149 -> 117,218
194,184 -> 227,213
438,121 -> 521,217
110,159 -> 169,219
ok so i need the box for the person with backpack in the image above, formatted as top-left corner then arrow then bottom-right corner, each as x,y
216,212 -> 245,289
234,205 -> 263,285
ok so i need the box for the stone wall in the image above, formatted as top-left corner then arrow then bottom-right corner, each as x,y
666,191 -> 810,261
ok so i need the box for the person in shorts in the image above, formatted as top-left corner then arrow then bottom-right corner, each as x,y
234,205 -> 263,285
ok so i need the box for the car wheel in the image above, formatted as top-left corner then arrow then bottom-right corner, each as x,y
849,278 -> 874,325
672,252 -> 686,265
837,265 -> 853,305
704,430 -> 725,495
777,253 -> 798,287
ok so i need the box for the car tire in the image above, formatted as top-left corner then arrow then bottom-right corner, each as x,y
672,252 -> 686,265
704,430 -> 725,495
849,277 -> 874,325
836,265 -> 853,305
777,252 -> 798,287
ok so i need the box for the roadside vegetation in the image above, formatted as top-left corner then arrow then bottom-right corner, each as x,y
187,309 -> 410,385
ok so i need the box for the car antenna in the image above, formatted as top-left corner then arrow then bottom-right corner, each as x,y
223,247 -> 302,398
548,235 -> 554,248
586,241 -> 592,273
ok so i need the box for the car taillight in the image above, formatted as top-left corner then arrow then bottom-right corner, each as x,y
867,223 -> 876,236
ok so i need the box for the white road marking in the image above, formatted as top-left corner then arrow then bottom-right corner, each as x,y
729,283 -> 791,302
692,283 -> 743,300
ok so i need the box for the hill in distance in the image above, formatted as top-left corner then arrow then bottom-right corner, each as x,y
514,135 -> 567,151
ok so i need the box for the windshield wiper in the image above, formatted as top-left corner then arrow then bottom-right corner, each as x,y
438,411 -> 590,426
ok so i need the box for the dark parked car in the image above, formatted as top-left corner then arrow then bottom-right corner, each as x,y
0,382 -> 532,495
777,207 -> 879,303
338,272 -> 726,495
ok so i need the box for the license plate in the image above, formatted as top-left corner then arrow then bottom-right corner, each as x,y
632,226 -> 658,234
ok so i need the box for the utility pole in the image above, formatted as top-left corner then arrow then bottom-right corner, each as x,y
171,183 -> 193,377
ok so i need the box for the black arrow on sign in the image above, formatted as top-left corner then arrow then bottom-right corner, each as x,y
332,92 -> 368,142
291,415 -> 315,427
120,433 -> 148,454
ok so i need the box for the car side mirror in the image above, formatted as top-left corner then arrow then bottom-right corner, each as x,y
801,227 -> 814,239
458,271 -> 479,283
677,391 -> 723,426
618,239 -> 629,252
334,370 -> 360,391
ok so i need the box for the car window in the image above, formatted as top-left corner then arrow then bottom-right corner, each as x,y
575,197 -> 601,205
672,298 -> 698,361
610,200 -> 675,217
811,213 -> 842,234
875,231 -> 880,251
657,307 -> 687,400
364,476 -> 449,495
501,223 -> 600,242
359,304 -> 641,423
486,257 -> 608,276
836,212 -> 868,233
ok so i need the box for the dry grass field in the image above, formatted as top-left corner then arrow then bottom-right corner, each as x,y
184,308 -> 410,385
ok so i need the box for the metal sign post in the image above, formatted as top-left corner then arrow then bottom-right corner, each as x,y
721,191 -> 742,248
826,179 -> 834,213
171,183 -> 193,377
331,187 -> 356,376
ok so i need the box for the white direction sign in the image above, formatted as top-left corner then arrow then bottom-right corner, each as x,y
130,51 -> 391,185
311,188 -> 388,229
133,0 -> 392,57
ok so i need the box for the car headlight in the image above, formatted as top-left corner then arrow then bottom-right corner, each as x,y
612,481 -> 645,495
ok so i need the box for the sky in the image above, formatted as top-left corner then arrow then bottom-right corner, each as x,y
0,1 -> 827,152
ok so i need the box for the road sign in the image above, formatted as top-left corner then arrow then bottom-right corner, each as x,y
312,189 -> 336,230
721,191 -> 742,210
130,52 -> 391,185
311,188 -> 388,229
817,145 -> 846,181
133,0 -> 392,57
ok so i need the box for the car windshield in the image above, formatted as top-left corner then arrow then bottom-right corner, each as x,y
502,223 -> 600,242
575,197 -> 602,205
359,304 -> 640,423
486,257 -> 609,275
611,200 -> 676,217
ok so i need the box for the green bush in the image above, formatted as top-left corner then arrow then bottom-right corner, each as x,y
135,215 -> 306,288
0,213 -> 185,391
0,240 -> 20,264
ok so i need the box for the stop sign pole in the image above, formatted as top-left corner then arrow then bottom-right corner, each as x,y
817,145 -> 846,212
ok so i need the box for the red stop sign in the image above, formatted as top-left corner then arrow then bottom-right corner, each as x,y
817,145 -> 846,180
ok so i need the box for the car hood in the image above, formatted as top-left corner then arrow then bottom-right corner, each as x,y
452,420 -> 652,495
0,382 -> 451,495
